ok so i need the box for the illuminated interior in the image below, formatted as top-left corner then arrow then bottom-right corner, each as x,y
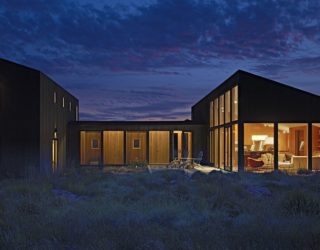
312,124 -> 320,170
278,123 -> 308,172
232,86 -> 238,121
219,95 -> 224,125
209,85 -> 238,171
219,127 -> 224,168
214,98 -> 219,126
225,127 -> 231,170
232,124 -> 238,171
244,123 -> 274,173
225,90 -> 231,123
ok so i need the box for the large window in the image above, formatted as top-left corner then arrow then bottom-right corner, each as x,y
225,91 -> 231,123
214,129 -> 219,167
219,127 -> 224,168
214,98 -> 219,126
219,95 -> 224,125
232,86 -> 238,121
244,123 -> 274,173
278,124 -> 308,172
210,131 -> 214,163
225,126 -> 231,170
232,124 -> 238,172
312,124 -> 320,170
209,85 -> 238,171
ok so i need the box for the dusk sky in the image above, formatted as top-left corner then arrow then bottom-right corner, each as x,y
1,0 -> 320,120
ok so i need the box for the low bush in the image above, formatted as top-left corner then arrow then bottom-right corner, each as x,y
297,168 -> 312,175
0,168 -> 320,249
282,190 -> 320,216
127,161 -> 148,168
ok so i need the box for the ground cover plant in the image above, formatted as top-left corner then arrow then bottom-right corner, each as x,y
0,168 -> 320,249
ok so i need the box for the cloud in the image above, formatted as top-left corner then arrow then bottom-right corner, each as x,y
1,0 -> 320,73
1,0 -> 320,120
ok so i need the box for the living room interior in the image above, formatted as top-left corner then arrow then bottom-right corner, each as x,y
244,123 -> 320,173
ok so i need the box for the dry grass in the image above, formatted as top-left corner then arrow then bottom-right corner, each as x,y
0,168 -> 320,249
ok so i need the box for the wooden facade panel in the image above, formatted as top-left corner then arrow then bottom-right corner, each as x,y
103,131 -> 124,165
126,132 -> 147,163
80,131 -> 101,165
149,131 -> 170,164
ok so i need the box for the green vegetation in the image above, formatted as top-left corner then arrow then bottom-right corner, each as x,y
1,169 -> 320,249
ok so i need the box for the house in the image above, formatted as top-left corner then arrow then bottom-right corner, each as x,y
0,59 -> 78,177
192,70 -> 320,173
1,58 -> 320,177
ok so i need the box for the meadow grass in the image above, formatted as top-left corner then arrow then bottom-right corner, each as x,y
0,168 -> 320,249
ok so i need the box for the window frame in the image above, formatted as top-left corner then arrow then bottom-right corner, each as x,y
91,139 -> 100,149
133,138 -> 141,149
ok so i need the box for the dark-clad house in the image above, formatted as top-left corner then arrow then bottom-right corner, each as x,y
1,58 -> 320,177
192,70 -> 320,173
0,59 -> 78,177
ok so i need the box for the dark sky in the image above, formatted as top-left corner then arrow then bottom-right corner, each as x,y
1,0 -> 320,120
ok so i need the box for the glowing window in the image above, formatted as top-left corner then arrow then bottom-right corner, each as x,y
214,98 -> 219,126
219,95 -> 224,125
54,92 -> 57,104
225,90 -> 231,123
232,86 -> 238,121
62,97 -> 65,108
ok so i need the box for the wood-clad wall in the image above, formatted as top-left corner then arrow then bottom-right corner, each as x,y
126,132 -> 147,163
149,131 -> 170,164
80,131 -> 101,165
103,131 -> 124,165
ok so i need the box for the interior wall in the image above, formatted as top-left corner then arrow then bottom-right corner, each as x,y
244,124 -> 274,147
289,125 -> 308,156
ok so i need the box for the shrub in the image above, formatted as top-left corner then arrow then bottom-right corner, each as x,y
127,161 -> 148,168
283,190 -> 320,216
16,199 -> 40,215
297,168 -> 312,175
173,183 -> 190,201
